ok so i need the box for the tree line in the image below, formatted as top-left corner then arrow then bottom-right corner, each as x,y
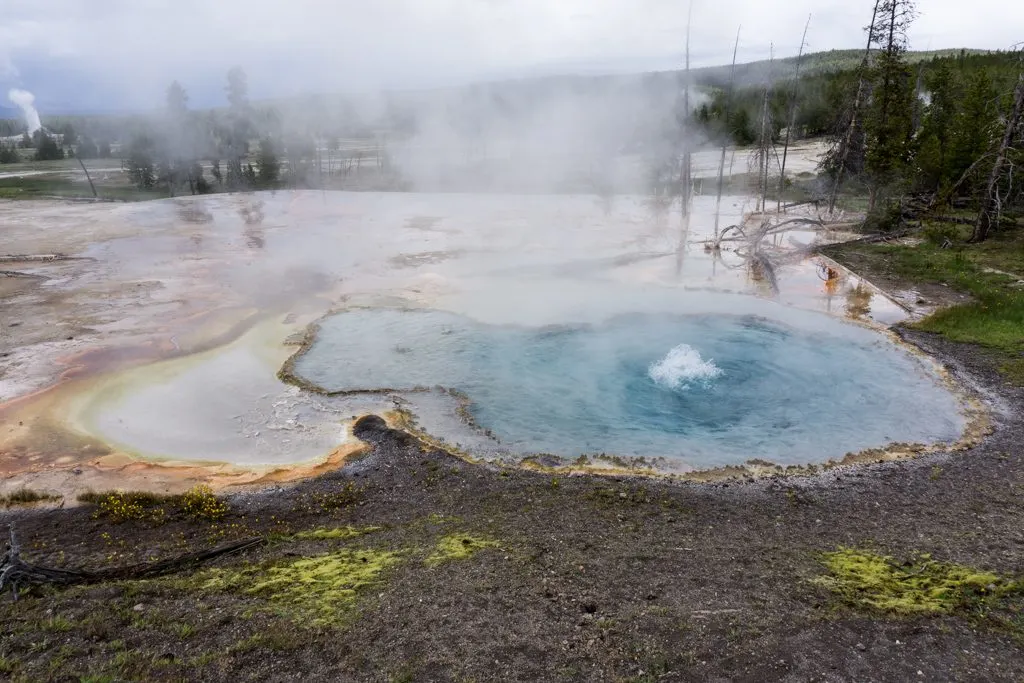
119,68 -> 378,196
0,124 -> 112,163
694,0 -> 1023,241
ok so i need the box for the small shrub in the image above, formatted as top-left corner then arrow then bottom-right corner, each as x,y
862,201 -> 904,233
178,485 -> 229,521
80,486 -> 228,523
301,482 -> 363,513
923,222 -> 963,247
94,492 -> 151,523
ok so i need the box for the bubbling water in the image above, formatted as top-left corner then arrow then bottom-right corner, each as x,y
292,307 -> 966,469
648,344 -> 722,391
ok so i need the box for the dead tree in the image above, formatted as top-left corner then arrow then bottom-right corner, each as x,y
679,0 -> 694,222
970,72 -> 1024,243
778,15 -> 812,213
675,0 -> 695,275
713,27 -> 742,242
76,156 -> 98,199
751,47 -> 776,213
827,0 -> 883,214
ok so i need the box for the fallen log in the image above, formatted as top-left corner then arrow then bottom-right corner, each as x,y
0,254 -> 76,263
0,526 -> 263,600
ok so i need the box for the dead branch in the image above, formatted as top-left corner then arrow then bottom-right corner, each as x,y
0,254 -> 78,263
0,525 -> 264,600
972,71 -> 1024,242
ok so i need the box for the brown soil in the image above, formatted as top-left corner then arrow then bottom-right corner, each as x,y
0,330 -> 1022,682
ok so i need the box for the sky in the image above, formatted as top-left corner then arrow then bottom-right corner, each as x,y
1,0 -> 1021,112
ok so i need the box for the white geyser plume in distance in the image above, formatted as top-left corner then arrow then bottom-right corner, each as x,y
8,89 -> 42,135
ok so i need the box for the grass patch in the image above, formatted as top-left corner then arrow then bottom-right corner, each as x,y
201,549 -> 402,624
0,175 -> 163,202
78,485 -> 229,524
1000,357 -> 1024,384
1,488 -> 61,507
815,548 -> 1022,614
425,534 -> 499,567
828,225 -> 1024,379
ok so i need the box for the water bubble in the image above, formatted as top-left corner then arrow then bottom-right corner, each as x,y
648,344 -> 722,391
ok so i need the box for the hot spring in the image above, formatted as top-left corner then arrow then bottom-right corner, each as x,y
3,191 -> 973,483
292,305 -> 966,470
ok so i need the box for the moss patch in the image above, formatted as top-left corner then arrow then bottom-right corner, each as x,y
425,534 -> 499,567
293,526 -> 383,541
202,549 -> 402,624
815,548 -> 1021,614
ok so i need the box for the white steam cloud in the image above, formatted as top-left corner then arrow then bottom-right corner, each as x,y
8,89 -> 42,135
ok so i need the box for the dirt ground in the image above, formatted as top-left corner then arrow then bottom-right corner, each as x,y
0,328 -> 1021,682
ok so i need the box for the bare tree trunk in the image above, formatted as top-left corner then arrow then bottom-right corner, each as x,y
317,139 -> 326,201
679,0 -> 694,221
971,72 -> 1024,243
76,156 -> 98,198
676,0 -> 695,276
828,0 -> 882,214
756,47 -> 774,212
714,27 -> 742,243
778,15 -> 811,213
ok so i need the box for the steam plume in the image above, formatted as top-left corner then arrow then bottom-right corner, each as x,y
8,89 -> 42,135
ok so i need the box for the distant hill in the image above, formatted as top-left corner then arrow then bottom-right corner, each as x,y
683,48 -> 991,88
255,48 -> 995,114
0,48 -> 997,127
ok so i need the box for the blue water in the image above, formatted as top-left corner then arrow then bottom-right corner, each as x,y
294,308 -> 965,468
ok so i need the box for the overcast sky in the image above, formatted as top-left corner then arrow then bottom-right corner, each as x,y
1,0 -> 1022,110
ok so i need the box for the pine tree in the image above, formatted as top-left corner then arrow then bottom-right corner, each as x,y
210,159 -> 223,187
223,67 -> 253,190
947,69 -> 998,198
191,163 -> 210,194
125,135 -> 156,189
33,134 -> 64,161
76,137 -> 100,159
60,123 -> 77,147
256,138 -> 280,187
862,0 -> 917,212
914,62 -> 961,195
164,81 -> 199,195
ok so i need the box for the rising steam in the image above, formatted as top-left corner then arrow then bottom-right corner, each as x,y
8,89 -> 42,135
